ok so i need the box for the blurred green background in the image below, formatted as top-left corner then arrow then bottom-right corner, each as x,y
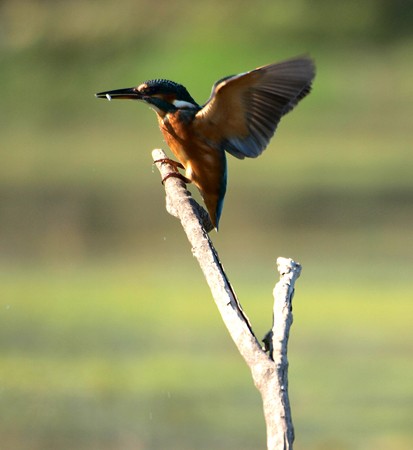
1,1 -> 412,449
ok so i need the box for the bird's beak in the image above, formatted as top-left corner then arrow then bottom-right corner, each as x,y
95,87 -> 142,101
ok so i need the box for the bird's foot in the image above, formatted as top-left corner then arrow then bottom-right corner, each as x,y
161,172 -> 191,185
153,158 -> 184,170
153,158 -> 189,185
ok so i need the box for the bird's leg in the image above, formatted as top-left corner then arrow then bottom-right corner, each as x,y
153,158 -> 190,184
153,158 -> 184,170
161,172 -> 191,185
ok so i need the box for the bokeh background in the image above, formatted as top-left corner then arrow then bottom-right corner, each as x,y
1,1 -> 412,449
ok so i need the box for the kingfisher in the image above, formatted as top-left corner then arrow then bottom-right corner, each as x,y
96,56 -> 315,230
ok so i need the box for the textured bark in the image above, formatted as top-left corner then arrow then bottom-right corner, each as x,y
152,149 -> 301,450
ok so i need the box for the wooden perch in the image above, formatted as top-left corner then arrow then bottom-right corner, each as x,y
152,149 -> 302,450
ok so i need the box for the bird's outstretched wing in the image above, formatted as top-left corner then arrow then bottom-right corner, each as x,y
195,56 -> 315,159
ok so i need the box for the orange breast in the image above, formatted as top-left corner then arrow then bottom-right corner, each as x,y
156,110 -> 227,228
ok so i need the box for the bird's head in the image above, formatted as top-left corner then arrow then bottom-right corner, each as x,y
96,79 -> 199,115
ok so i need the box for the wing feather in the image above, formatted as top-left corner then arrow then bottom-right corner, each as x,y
195,56 -> 315,159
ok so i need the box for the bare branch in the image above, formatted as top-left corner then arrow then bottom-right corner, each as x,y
262,257 -> 301,448
152,149 -> 302,450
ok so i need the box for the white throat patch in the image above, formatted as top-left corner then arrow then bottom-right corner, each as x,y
172,99 -> 197,109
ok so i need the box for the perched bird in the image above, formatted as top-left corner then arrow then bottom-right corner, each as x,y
96,56 -> 315,230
